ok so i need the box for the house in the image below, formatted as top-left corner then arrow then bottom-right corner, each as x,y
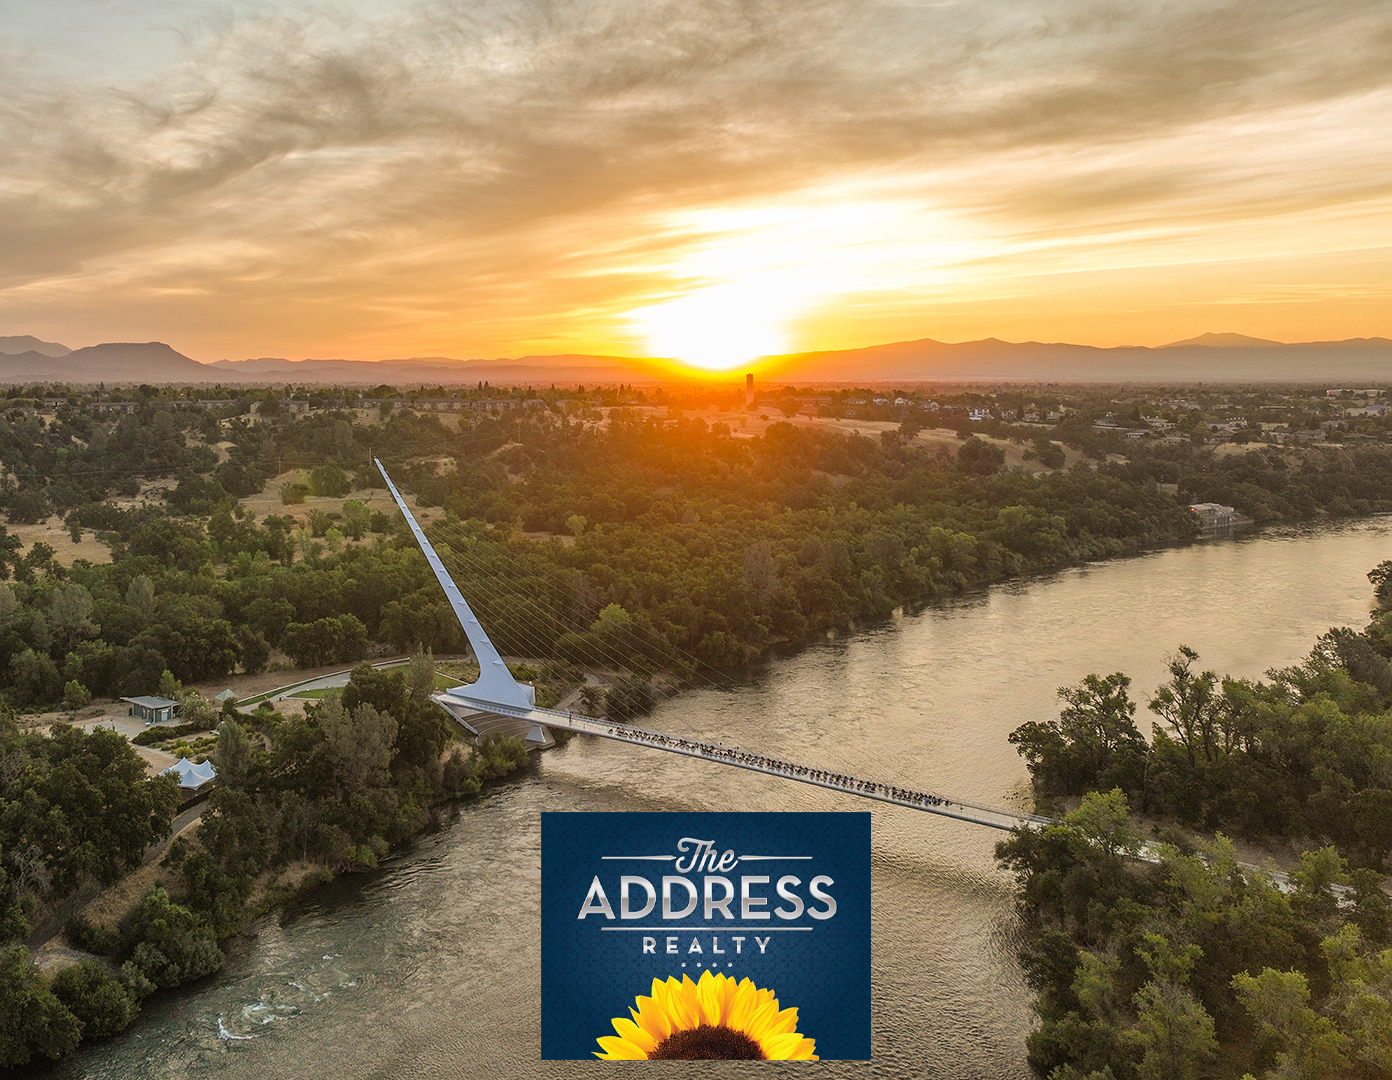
1188,503 -> 1237,528
121,695 -> 179,725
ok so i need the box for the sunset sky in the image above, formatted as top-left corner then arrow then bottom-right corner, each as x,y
3,0 -> 1390,370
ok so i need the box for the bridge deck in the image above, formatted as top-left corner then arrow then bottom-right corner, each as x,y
436,693 -> 1049,832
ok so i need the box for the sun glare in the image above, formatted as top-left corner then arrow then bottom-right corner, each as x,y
628,281 -> 793,371
622,191 -> 987,371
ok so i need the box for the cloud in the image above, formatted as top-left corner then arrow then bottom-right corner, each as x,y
2,0 -> 1390,354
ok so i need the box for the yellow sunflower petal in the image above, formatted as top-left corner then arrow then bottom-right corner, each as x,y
742,996 -> 784,1042
610,1017 -> 657,1054
725,977 -> 761,1033
696,970 -> 729,1027
594,1035 -> 649,1060
761,1032 -> 819,1060
665,975 -> 701,1031
764,1005 -> 801,1037
630,988 -> 672,1043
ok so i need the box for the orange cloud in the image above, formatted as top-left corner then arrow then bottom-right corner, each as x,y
1,0 -> 1390,360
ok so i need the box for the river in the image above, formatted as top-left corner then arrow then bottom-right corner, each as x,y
46,517 -> 1392,1079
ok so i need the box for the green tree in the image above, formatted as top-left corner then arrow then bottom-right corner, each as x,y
1148,645 -> 1219,766
1128,981 -> 1217,1080
1232,967 -> 1350,1076
309,463 -> 351,498
0,946 -> 81,1067
50,960 -> 144,1038
119,887 -> 223,988
62,679 -> 91,710
341,499 -> 370,540
316,697 -> 397,794
1011,673 -> 1146,795
1065,789 -> 1143,859
213,719 -> 253,789
957,436 -> 1006,475
157,668 -> 183,700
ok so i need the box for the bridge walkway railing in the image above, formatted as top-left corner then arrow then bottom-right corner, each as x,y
435,693 -> 1051,833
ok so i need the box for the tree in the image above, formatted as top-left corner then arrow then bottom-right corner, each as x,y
1232,967 -> 1350,1076
1065,789 -> 1143,859
6,489 -> 51,526
957,436 -> 1006,475
0,946 -> 81,1067
1370,560 -> 1392,604
280,614 -> 369,667
48,582 -> 96,655
1010,673 -> 1146,795
1128,981 -> 1217,1080
125,574 -> 156,616
236,627 -> 271,674
310,462 -> 351,497
119,887 -> 223,988
157,669 -> 183,700
342,499 -> 370,540
50,960 -> 145,1038
213,720 -> 253,789
1148,645 -> 1219,766
177,690 -> 216,729
316,697 -> 397,794
61,680 -> 91,710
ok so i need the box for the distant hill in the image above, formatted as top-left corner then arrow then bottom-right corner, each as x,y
208,353 -> 672,384
1162,332 -> 1285,348
759,335 -> 1392,383
0,342 -> 217,384
1,333 -> 1389,385
0,335 -> 70,358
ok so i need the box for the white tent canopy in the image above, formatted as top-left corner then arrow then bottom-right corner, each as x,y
162,757 -> 217,790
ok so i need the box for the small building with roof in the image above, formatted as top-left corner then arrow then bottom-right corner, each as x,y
121,695 -> 179,725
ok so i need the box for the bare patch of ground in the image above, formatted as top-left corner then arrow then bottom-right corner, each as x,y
80,831 -> 193,931
238,471 -> 396,526
7,516 -> 113,565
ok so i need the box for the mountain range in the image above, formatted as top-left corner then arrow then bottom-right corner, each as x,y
0,334 -> 1389,386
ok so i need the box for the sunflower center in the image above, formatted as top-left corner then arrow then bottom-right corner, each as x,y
649,1024 -> 766,1060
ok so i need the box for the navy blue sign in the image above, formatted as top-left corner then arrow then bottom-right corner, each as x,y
541,811 -> 870,1060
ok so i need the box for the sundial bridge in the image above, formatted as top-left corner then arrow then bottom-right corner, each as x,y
376,460 -> 1049,833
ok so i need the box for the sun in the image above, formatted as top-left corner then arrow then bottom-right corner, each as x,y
594,971 -> 818,1060
627,282 -> 792,372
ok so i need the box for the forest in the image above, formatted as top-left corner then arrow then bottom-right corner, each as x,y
1000,564 -> 1392,1079
1,386 -> 1391,711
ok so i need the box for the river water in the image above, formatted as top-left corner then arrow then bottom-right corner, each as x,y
48,517 -> 1392,1079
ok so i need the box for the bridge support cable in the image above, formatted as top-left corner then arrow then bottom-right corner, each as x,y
377,459 -> 1049,833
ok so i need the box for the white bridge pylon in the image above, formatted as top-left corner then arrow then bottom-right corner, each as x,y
376,460 -> 1049,833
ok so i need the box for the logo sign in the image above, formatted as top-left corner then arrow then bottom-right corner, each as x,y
541,811 -> 870,1060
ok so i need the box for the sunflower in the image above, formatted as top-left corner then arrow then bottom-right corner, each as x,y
594,970 -> 818,1060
